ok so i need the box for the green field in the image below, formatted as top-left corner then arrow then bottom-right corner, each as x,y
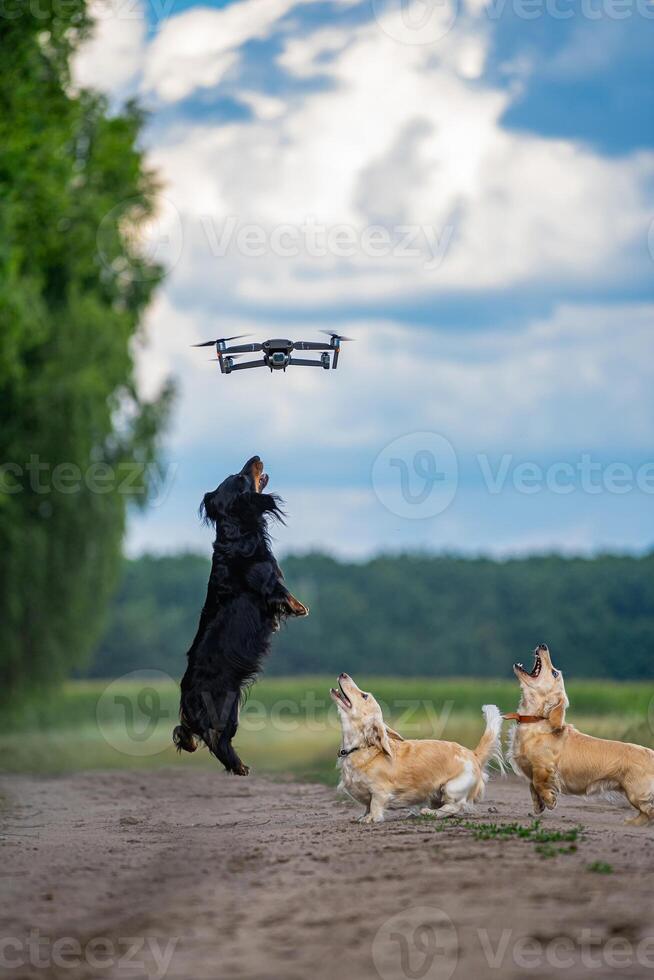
1,677 -> 652,784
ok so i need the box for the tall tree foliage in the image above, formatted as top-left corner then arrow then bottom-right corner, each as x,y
0,8 -> 173,701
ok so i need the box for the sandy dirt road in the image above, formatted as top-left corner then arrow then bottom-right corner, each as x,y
2,769 -> 654,980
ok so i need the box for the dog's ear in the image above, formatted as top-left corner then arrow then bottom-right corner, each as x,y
247,492 -> 286,522
547,699 -> 567,734
385,725 -> 404,742
365,719 -> 393,758
199,491 -> 218,525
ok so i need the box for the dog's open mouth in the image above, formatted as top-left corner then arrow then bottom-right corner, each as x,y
257,469 -> 269,492
245,456 -> 268,493
514,650 -> 542,678
330,679 -> 352,709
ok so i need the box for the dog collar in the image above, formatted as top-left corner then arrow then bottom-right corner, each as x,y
338,745 -> 362,758
503,713 -> 547,724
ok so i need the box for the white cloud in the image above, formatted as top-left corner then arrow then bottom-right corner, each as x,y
74,0 -> 653,303
71,0 -> 146,97
239,91 -> 287,120
141,0 -> 317,103
138,14 -> 653,305
71,0 -> 654,557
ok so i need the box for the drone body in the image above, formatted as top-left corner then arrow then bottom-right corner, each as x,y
194,332 -> 351,374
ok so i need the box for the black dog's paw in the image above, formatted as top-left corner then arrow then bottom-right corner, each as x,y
231,763 -> 250,776
172,725 -> 197,753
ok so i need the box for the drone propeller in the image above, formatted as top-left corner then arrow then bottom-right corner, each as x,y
319,330 -> 354,342
319,330 -> 352,368
193,334 -> 251,348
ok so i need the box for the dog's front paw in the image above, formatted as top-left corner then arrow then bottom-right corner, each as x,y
359,813 -> 384,824
625,812 -> 650,827
530,785 -> 546,813
541,792 -> 557,810
232,763 -> 250,776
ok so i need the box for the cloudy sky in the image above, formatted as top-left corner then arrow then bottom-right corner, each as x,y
75,0 -> 654,558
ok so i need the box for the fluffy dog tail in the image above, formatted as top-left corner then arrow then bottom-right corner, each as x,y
474,705 -> 505,773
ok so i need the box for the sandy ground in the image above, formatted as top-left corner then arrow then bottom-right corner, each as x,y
2,769 -> 654,980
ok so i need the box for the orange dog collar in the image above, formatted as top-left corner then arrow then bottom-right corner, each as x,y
503,713 -> 546,724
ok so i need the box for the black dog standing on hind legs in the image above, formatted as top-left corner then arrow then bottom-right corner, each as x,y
173,455 -> 308,775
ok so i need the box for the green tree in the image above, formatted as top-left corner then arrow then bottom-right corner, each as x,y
89,552 -> 654,681
0,7 -> 173,702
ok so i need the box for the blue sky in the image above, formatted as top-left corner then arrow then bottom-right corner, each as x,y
74,0 -> 654,557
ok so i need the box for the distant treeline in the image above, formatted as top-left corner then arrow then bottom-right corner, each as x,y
87,552 -> 654,680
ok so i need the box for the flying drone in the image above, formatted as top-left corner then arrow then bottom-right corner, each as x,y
193,331 -> 352,374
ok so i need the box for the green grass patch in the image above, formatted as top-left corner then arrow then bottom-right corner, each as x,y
2,676 -> 651,732
587,861 -> 614,874
534,844 -> 578,858
0,676 -> 650,778
467,820 -> 583,844
418,816 -> 584,858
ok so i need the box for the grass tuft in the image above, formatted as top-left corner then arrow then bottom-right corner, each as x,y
416,816 -> 584,858
587,861 -> 614,874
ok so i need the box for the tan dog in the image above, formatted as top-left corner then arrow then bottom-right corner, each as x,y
330,673 -> 503,824
508,644 -> 654,826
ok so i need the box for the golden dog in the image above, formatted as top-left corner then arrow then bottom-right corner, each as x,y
508,644 -> 654,826
330,673 -> 503,824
